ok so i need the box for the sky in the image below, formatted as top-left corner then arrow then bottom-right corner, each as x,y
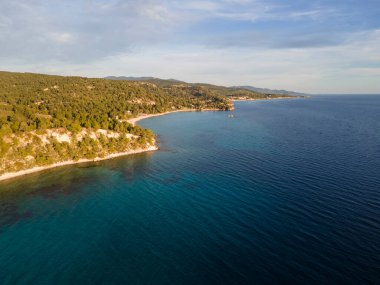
0,0 -> 380,93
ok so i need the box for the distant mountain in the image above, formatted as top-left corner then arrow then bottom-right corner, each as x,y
232,86 -> 306,96
105,76 -> 185,86
105,76 -> 158,81
105,76 -> 305,96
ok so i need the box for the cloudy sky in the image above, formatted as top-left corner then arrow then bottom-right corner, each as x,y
1,0 -> 379,93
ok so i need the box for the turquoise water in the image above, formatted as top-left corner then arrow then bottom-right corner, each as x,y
0,96 -> 380,284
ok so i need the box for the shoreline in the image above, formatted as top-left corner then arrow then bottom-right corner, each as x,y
127,108 -> 220,125
0,146 -> 158,182
231,96 -> 304,101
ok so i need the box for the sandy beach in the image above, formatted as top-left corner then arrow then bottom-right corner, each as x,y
0,145 -> 158,182
127,108 -> 220,125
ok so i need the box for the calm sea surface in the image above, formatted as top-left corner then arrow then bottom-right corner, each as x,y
0,95 -> 379,284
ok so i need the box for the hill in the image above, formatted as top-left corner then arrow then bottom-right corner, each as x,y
104,76 -> 185,86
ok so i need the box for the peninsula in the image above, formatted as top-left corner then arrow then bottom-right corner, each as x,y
0,71 -> 299,181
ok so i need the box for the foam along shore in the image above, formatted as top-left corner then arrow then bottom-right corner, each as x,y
0,145 -> 158,182
127,108 -> 220,126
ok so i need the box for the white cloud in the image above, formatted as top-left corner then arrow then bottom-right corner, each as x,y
182,1 -> 221,11
289,9 -> 335,21
49,32 -> 74,43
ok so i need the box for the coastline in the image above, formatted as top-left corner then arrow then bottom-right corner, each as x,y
0,100 -> 296,182
0,145 -> 158,182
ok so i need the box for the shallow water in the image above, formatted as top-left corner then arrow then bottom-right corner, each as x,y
0,95 -> 380,284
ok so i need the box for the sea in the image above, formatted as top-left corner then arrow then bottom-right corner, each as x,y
0,95 -> 379,284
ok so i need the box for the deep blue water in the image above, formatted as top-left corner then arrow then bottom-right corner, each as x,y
0,95 -> 380,284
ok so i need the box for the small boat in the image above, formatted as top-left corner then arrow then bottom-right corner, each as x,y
228,114 -> 234,118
